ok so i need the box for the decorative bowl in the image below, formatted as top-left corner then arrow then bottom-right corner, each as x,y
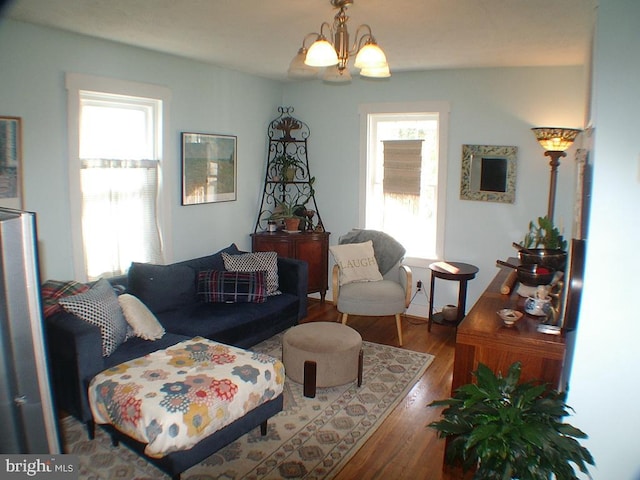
518,249 -> 567,271
497,308 -> 523,327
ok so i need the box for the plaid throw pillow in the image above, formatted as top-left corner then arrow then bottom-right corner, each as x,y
41,280 -> 90,317
197,270 -> 267,303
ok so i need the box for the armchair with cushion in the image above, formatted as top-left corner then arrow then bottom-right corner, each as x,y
330,230 -> 412,346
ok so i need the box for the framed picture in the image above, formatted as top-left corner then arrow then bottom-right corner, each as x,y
0,116 -> 22,209
460,144 -> 517,203
181,132 -> 237,205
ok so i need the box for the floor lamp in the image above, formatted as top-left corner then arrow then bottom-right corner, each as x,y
531,127 -> 581,222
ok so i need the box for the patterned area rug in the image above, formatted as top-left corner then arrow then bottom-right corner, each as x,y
62,331 -> 435,479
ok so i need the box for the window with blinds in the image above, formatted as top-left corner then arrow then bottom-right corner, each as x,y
77,91 -> 163,279
361,105 -> 449,260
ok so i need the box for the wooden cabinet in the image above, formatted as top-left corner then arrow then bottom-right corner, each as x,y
452,262 -> 566,392
251,231 -> 330,301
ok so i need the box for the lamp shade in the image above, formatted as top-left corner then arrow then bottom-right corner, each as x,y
323,65 -> 352,83
305,38 -> 339,67
360,63 -> 390,78
354,42 -> 388,69
288,48 -> 319,78
532,127 -> 581,152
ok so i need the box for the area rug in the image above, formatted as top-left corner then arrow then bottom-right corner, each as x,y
61,331 -> 435,479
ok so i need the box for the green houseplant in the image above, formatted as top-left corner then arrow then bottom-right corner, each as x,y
270,199 -> 304,231
521,216 -> 567,251
428,362 -> 593,480
273,153 -> 301,182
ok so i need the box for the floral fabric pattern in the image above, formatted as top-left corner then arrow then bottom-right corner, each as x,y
88,337 -> 284,458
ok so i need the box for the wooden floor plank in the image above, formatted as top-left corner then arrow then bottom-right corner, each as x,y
301,299 -> 467,480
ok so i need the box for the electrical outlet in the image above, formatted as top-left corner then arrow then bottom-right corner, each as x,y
416,280 -> 423,290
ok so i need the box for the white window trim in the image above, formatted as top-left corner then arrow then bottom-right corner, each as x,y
65,73 -> 173,281
358,101 -> 450,267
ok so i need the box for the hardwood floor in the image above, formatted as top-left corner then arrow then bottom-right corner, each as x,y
301,298 -> 468,480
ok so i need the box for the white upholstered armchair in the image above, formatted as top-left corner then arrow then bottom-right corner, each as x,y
330,230 -> 412,346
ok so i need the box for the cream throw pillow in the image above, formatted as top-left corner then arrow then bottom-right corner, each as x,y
330,240 -> 383,286
118,293 -> 165,340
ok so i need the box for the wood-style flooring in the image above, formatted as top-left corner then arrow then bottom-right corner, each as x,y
301,298 -> 468,480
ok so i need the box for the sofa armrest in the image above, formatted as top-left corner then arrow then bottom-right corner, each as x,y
277,257 -> 308,320
45,311 -> 106,422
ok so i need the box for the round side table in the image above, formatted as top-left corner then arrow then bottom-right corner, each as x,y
428,261 -> 479,331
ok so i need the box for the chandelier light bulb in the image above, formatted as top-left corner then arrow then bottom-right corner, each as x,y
305,38 -> 339,67
360,63 -> 391,78
354,42 -> 387,69
323,65 -> 353,83
288,48 -> 319,78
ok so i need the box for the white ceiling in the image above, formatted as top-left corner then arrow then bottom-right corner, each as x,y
4,0 -> 595,81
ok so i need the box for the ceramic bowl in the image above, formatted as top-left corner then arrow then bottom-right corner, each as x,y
497,308 -> 523,326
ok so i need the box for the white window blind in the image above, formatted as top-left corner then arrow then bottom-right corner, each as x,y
76,90 -> 163,279
383,139 -> 423,195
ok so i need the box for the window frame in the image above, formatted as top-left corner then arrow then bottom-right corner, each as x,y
66,73 -> 172,281
358,101 -> 450,266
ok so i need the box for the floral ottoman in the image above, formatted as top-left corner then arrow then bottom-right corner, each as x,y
88,336 -> 284,478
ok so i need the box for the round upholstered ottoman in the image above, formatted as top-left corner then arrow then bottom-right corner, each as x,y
283,322 -> 363,398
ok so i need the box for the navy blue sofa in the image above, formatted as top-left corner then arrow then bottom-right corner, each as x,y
45,244 -> 308,478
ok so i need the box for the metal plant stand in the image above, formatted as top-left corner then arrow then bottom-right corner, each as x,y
253,107 -> 324,233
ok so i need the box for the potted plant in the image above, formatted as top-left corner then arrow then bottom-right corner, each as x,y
518,216 -> 568,271
270,199 -> 303,231
428,362 -> 594,480
521,216 -> 567,251
273,154 -> 300,182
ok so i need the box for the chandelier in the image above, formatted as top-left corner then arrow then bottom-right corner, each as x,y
288,0 -> 390,82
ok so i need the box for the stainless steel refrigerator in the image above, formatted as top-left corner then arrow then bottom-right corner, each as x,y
0,208 -> 60,453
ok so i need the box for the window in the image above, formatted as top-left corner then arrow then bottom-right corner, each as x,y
359,102 -> 449,261
66,74 -> 171,281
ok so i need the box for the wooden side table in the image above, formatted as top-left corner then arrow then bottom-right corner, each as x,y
428,261 -> 479,331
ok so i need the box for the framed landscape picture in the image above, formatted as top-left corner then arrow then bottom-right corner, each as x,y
181,132 -> 237,205
0,116 -> 22,209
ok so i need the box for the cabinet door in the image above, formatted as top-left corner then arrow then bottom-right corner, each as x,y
253,236 -> 292,258
295,236 -> 328,293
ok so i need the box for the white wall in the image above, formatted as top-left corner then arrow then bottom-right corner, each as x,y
0,19 -> 283,279
568,1 -> 640,478
284,67 -> 587,312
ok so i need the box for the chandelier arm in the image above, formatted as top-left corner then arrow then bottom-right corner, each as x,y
318,21 -> 334,39
351,24 -> 374,54
300,32 -> 322,49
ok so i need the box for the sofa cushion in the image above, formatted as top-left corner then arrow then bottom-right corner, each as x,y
127,262 -> 196,314
197,270 -> 267,303
58,278 -> 129,357
222,251 -> 280,295
118,293 -> 166,340
174,243 -> 241,272
156,293 -> 299,348
41,279 -> 90,318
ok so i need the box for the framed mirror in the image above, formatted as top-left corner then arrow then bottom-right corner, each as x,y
460,144 -> 517,203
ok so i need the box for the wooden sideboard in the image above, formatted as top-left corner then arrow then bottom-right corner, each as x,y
451,262 -> 566,392
251,231 -> 330,301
